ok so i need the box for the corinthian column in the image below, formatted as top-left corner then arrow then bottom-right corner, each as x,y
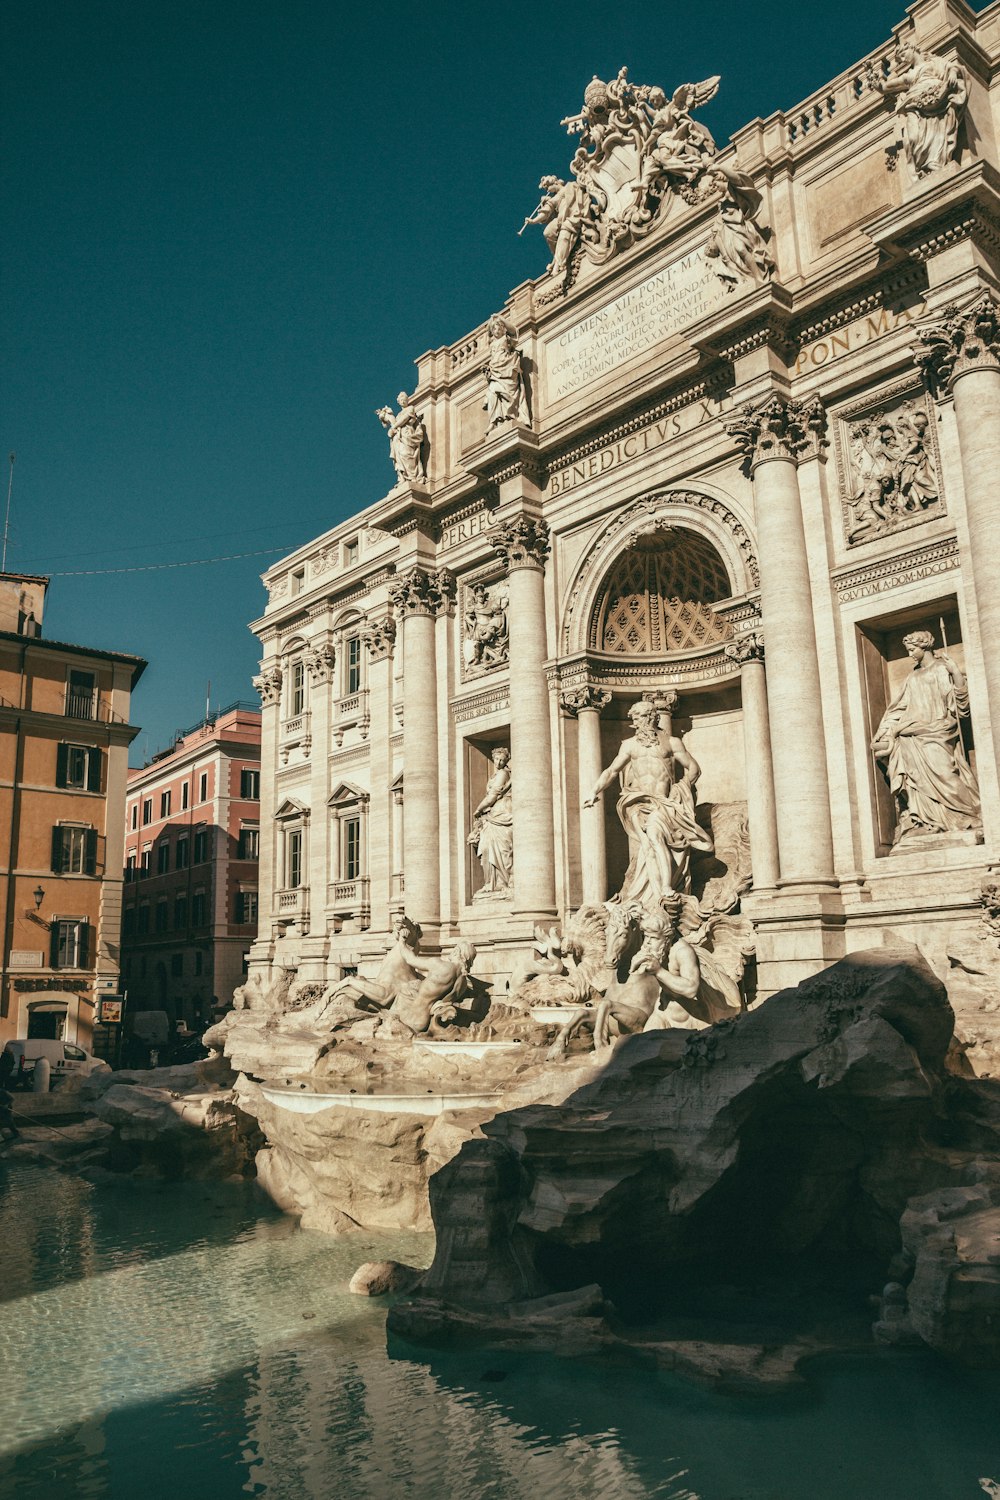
361,615 -> 396,932
560,684 -> 612,903
492,516 -> 556,918
304,640 -> 336,934
387,567 -> 454,927
724,632 -> 779,890
726,395 -> 835,886
916,293 -> 1000,773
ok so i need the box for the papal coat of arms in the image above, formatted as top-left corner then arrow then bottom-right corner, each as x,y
521,68 -> 773,301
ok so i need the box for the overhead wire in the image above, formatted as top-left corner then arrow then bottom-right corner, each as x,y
45,545 -> 294,577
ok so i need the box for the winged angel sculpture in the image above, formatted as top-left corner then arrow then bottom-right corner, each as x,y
521,69 -> 723,294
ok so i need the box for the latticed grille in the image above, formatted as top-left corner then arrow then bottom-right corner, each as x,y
594,532 -> 733,655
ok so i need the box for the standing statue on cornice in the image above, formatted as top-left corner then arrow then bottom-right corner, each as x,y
519,175 -> 593,284
871,630 -> 982,845
868,43 -> 967,178
583,699 -> 714,901
482,315 -> 529,429
705,162 -> 775,290
376,392 -> 427,485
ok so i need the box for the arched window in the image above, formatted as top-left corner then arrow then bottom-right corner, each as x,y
592,531 -> 733,654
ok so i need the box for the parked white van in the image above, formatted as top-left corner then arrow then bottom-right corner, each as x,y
2,1039 -> 111,1090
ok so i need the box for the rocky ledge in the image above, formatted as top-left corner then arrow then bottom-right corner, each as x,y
386,946 -> 1000,1384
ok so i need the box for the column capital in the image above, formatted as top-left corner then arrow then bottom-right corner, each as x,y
361,615 -> 396,661
724,630 -> 765,666
914,291 -> 1000,396
490,515 -> 550,573
650,688 -> 679,714
387,565 -> 456,618
726,393 -> 827,471
560,683 -> 612,717
303,642 -> 336,685
253,664 -> 282,706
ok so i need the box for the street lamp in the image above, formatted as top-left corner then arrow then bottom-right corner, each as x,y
33,886 -> 44,910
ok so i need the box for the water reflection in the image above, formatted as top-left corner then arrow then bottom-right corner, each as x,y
1,1161 -> 998,1500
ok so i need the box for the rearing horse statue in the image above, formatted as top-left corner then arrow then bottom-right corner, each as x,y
546,899 -> 702,1060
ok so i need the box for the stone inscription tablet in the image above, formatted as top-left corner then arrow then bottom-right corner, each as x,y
545,249 -> 725,402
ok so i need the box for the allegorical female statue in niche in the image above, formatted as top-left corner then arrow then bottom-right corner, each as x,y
871,629 -> 982,845
468,746 -> 513,896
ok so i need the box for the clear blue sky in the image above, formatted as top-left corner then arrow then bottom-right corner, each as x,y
3,0 -> 925,763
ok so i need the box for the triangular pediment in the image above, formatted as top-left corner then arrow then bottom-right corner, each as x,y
328,780 -> 369,807
274,797 -> 309,821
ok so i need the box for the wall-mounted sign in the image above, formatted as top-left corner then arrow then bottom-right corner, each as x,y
98,999 -> 123,1025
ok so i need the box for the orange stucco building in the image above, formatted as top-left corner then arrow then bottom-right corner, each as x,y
0,572 -> 145,1050
121,704 -> 262,1027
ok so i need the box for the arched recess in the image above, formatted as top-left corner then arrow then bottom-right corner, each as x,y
561,487 -> 758,656
592,529 -> 732,654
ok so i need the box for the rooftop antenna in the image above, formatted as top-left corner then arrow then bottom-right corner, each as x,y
205,680 -> 211,724
2,453 -> 15,572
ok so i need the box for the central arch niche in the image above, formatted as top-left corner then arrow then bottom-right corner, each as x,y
591,528 -> 733,654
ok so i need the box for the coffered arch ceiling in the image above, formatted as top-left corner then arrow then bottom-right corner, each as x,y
590,529 -> 734,655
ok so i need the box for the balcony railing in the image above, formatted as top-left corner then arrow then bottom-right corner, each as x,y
62,694 -> 131,725
276,885 -> 309,914
330,877 -> 370,906
282,710 -> 310,740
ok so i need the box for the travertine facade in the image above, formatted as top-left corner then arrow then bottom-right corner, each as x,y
248,0 -> 1000,1030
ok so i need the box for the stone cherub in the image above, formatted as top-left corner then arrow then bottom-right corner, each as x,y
376,392 -> 427,484
871,629 -> 982,844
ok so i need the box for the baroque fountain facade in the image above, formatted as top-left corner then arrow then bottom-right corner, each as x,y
202,0 -> 1000,1376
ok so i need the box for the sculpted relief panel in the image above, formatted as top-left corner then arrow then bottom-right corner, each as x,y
835,391 -> 944,546
463,580 -> 509,676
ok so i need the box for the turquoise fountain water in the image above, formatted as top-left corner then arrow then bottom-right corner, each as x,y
1,1159 -> 998,1500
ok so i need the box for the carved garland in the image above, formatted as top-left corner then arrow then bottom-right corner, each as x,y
562,489 -> 759,655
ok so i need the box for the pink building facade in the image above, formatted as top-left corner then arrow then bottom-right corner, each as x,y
121,704 -> 261,1025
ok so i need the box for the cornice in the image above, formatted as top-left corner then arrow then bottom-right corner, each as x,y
831,535 -> 960,602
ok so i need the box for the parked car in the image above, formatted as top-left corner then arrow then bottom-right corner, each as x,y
2,1039 -> 112,1090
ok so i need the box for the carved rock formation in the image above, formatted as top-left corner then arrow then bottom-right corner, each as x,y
388,946 -> 1000,1378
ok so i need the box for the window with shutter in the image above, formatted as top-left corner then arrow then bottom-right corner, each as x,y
51,920 -> 84,969
87,748 -> 103,793
51,826 -> 66,873
84,828 -> 98,875
55,743 -> 69,788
